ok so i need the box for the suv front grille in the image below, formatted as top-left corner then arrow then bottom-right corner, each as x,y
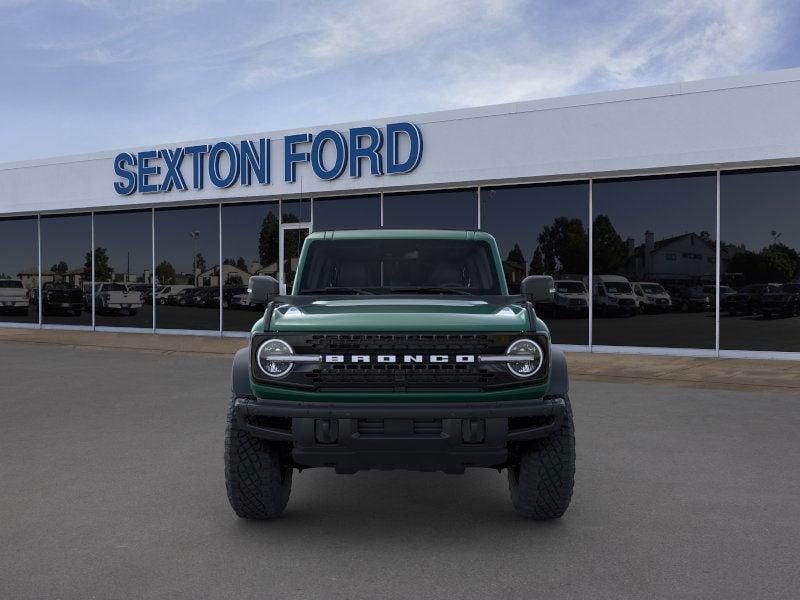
251,332 -> 548,392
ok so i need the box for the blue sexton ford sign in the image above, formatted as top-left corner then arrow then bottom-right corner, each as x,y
113,122 -> 423,195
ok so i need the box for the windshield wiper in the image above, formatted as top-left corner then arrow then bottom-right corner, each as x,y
301,287 -> 375,295
388,286 -> 472,296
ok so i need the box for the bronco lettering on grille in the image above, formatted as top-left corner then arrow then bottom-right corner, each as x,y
323,354 -> 476,364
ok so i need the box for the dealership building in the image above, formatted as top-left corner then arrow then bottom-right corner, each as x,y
1,68 -> 800,359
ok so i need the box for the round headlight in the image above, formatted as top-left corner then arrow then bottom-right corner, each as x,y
505,338 -> 544,378
256,338 -> 294,378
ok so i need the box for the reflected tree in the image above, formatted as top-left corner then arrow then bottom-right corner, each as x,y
156,260 -> 177,285
50,261 -> 68,276
258,213 -> 279,268
592,214 -> 628,274
535,217 -> 588,276
84,247 -> 112,282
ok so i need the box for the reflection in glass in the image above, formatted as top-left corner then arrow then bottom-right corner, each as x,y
592,174 -> 717,348
282,198 -> 311,223
0,217 -> 39,324
93,210 -> 152,328
155,206 -> 219,331
721,168 -> 800,352
383,189 -> 478,229
283,227 -> 309,293
313,195 -> 381,230
40,214 -> 92,325
481,183 -> 589,345
221,202 -> 279,331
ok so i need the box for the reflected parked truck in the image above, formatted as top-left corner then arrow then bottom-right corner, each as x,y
41,282 -> 84,315
724,283 -> 781,316
759,283 -> 800,318
592,275 -> 638,316
552,280 -> 588,316
155,285 -> 194,305
0,279 -> 30,315
88,283 -> 143,315
632,282 -> 672,313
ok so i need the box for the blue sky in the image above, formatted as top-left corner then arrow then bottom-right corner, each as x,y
1,0 -> 798,162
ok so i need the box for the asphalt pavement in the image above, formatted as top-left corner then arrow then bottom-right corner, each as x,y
0,341 -> 798,599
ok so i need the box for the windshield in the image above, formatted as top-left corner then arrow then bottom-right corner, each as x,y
640,283 -> 665,294
0,280 -> 23,288
298,238 -> 501,295
605,282 -> 632,294
103,283 -> 127,291
556,282 -> 585,294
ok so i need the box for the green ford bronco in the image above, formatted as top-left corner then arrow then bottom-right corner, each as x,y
225,230 -> 575,519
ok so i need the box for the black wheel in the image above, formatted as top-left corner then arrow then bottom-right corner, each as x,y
508,397 -> 576,519
224,398 -> 292,519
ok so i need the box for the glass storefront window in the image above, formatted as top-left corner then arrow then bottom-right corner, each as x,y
383,189 -> 478,229
221,202 -> 279,332
721,167 -> 800,352
592,174 -> 717,349
40,213 -> 92,326
481,182 -> 589,346
282,198 -> 311,224
0,217 -> 38,324
155,205 -> 220,331
93,210 -> 153,329
313,195 -> 381,230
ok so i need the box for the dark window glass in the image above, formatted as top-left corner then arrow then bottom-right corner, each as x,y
40,214 -> 92,325
313,195 -> 381,230
221,202 -> 278,332
721,167 -> 800,352
93,210 -> 152,329
155,206 -> 219,331
282,198 -> 310,223
592,174 -> 717,349
298,238 -> 500,294
383,189 -> 478,229
481,182 -> 589,346
0,217 -> 38,323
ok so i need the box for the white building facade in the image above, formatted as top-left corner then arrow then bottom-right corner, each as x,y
2,68 -> 800,358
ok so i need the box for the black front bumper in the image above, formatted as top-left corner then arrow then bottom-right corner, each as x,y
233,396 -> 566,473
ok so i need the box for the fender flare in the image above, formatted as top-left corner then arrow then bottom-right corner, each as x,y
545,347 -> 569,398
231,347 -> 253,398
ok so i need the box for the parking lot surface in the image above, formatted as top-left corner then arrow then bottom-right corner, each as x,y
1,341 -> 798,599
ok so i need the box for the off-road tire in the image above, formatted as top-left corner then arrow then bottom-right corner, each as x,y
508,397 -> 576,519
224,398 -> 292,519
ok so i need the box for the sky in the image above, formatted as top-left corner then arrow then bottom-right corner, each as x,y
0,0 -> 799,163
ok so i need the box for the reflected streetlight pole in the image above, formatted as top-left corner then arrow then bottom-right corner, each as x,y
189,230 -> 200,286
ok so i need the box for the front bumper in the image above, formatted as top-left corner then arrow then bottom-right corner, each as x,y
233,396 -> 566,473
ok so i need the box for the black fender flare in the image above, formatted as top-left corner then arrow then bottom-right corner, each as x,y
231,347 -> 253,398
545,347 -> 569,399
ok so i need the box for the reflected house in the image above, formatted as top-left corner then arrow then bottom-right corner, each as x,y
16,268 -> 41,291
625,231 -> 722,284
195,264 -> 253,287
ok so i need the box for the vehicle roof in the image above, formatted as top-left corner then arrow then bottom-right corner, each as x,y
305,229 -> 497,242
595,274 -> 630,281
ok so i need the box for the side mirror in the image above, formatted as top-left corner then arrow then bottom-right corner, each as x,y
520,275 -> 555,304
248,275 -> 279,305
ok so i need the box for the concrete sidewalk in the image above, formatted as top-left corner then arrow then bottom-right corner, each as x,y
0,327 -> 798,395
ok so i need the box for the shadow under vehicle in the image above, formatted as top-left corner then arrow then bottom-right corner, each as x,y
668,286 -> 711,313
724,283 -> 781,316
0,279 -> 30,315
759,283 -> 800,318
226,230 -> 574,521
632,281 -> 672,313
40,282 -> 84,316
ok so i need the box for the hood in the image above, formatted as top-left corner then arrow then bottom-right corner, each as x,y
269,296 -> 531,332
